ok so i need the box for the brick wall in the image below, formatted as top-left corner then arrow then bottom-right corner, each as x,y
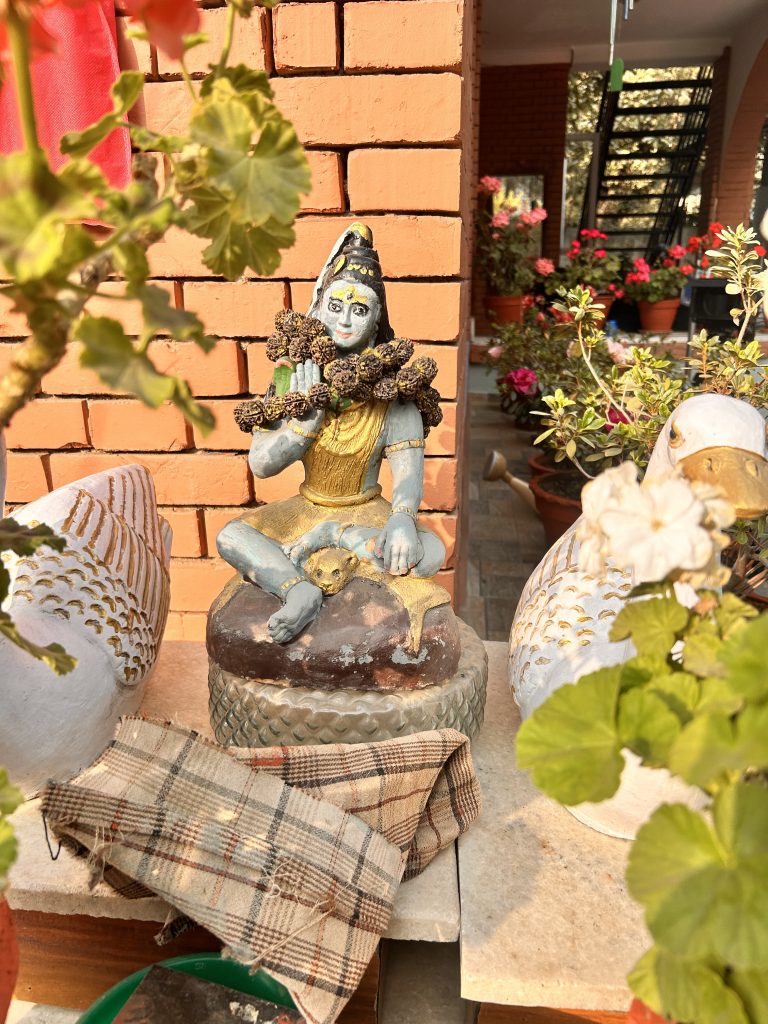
473,63 -> 570,333
2,0 -> 476,641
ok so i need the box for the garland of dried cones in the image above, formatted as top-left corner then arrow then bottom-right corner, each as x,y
234,310 -> 443,435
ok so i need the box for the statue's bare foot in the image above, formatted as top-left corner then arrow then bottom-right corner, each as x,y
268,581 -> 324,644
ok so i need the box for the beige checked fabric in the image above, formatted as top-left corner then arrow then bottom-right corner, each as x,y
41,718 -> 481,1024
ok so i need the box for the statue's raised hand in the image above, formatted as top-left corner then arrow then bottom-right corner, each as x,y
374,513 -> 424,576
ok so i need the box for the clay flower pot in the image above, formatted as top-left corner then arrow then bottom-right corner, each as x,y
486,294 -> 524,325
637,298 -> 680,333
527,450 -> 558,482
0,898 -> 18,1022
530,471 -> 583,544
592,293 -> 614,329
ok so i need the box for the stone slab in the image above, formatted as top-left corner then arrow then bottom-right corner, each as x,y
8,642 -> 459,943
458,643 -> 650,1011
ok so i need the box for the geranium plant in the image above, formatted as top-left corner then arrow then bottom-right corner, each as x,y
475,176 -> 548,296
516,462 -> 768,1024
623,246 -> 694,303
560,228 -> 621,295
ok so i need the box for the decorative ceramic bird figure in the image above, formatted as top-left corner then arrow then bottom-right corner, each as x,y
0,443 -> 171,796
508,394 -> 768,839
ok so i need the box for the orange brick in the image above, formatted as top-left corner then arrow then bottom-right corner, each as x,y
380,456 -> 456,511
252,459 -> 304,504
41,344 -> 104,396
88,281 -> 176,336
160,507 -> 204,558
87,399 -> 191,452
254,215 -> 462,280
164,611 -> 208,641
193,400 -> 250,450
418,512 -> 456,568
203,507 -> 244,556
182,282 -> 288,338
345,2 -> 462,71
157,7 -> 268,75
141,81 -> 194,136
425,402 -> 457,456
289,281 -> 465,342
348,149 -> 461,212
116,15 -> 152,75
49,452 -> 251,506
147,228 -> 209,278
303,152 -> 344,213
0,294 -> 29,338
5,453 -> 49,503
274,3 -> 339,73
246,342 -> 273,394
6,399 -> 88,450
150,339 -> 246,397
435,568 -> 455,604
170,557 -> 236,611
272,73 -> 462,145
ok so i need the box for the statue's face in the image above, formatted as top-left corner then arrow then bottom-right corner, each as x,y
319,280 -> 381,352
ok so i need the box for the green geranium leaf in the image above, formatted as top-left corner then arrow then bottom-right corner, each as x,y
182,31 -> 209,52
0,518 -> 65,558
112,241 -> 150,286
516,668 -> 623,805
617,656 -> 671,692
0,770 -> 23,817
171,379 -> 215,436
199,64 -> 272,102
132,284 -> 213,350
0,818 -> 18,885
646,672 -> 699,724
696,675 -> 744,716
57,159 -> 108,197
61,71 -> 144,157
682,631 -> 726,679
714,592 -> 757,637
129,125 -> 185,155
629,946 -> 748,1024
730,968 -> 768,1023
0,611 -> 77,675
718,615 -> 768,701
669,706 -> 768,788
15,220 -> 96,285
618,689 -> 681,766
610,597 -> 689,658
627,785 -> 768,970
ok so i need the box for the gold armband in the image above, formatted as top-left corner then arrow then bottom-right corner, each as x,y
383,438 -> 425,456
289,423 -> 320,441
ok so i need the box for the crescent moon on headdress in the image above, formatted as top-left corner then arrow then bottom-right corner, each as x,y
308,225 -> 373,316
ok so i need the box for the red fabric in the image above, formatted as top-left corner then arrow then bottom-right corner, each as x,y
0,0 -> 131,187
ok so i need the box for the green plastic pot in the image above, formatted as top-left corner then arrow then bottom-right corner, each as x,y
76,952 -> 296,1023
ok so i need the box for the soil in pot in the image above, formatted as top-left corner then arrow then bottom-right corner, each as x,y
527,450 -> 558,481
530,471 -> 584,544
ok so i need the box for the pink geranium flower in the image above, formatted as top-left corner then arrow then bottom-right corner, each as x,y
668,244 -> 686,259
534,258 -> 555,276
479,176 -> 503,194
504,368 -> 539,396
487,345 -> 503,360
594,249 -> 607,258
491,211 -> 511,228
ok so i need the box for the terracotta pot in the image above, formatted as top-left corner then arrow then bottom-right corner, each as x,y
527,451 -> 558,481
0,898 -> 18,1022
530,471 -> 583,544
486,294 -> 525,324
592,293 -> 613,329
637,298 -> 680,333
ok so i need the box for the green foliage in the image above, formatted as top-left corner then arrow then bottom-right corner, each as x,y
0,768 -> 22,887
60,71 -> 144,158
518,582 -> 768,1023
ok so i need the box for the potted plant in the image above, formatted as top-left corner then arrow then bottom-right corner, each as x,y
475,175 -> 548,324
516,458 -> 768,1024
0,770 -> 22,1023
623,245 -> 694,331
560,229 -> 622,327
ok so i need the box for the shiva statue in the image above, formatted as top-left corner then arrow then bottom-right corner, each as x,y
206,224 -> 487,747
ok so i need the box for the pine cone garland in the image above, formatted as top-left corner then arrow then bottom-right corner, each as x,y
263,395 -> 286,421
354,381 -> 373,402
283,392 -> 310,419
274,309 -> 302,332
358,351 -> 383,383
308,382 -> 331,408
373,377 -> 398,402
393,338 -> 414,366
234,398 -> 266,432
412,356 -> 438,385
333,369 -> 358,398
266,333 -> 290,361
309,333 -> 337,366
395,366 -> 421,398
301,316 -> 327,339
375,342 -> 399,370
288,336 -> 312,363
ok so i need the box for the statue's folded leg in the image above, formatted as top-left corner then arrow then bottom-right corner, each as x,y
217,520 -> 323,644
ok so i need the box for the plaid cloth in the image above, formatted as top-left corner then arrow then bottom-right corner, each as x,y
41,718 -> 480,1024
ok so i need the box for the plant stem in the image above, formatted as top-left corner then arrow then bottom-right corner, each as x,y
179,57 -> 198,102
578,322 -> 629,419
0,320 -> 70,428
6,7 -> 43,161
216,2 -> 237,74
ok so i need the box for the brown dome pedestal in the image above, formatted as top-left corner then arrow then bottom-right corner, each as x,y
207,575 -> 488,747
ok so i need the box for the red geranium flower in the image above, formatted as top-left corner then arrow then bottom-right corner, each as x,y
755,245 -> 767,258
123,0 -> 200,60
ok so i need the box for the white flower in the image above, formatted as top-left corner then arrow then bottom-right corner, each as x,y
600,474 -> 713,583
577,462 -> 639,575
689,481 -> 736,530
